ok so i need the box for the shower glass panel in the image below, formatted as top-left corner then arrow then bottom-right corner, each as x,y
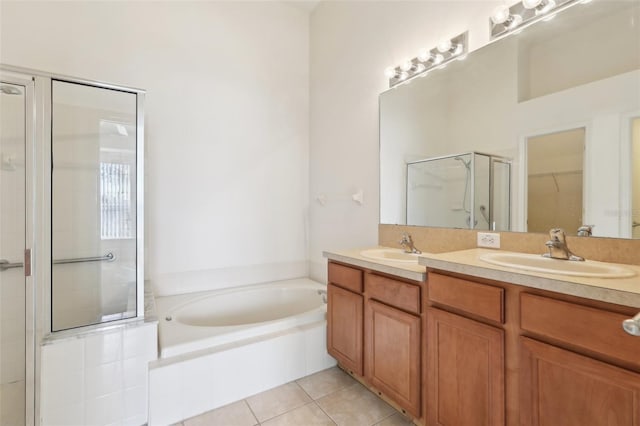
474,154 -> 490,230
406,152 -> 511,229
492,159 -> 511,231
52,80 -> 138,331
0,81 -> 26,424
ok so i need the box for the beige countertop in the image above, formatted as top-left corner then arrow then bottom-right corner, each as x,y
323,247 -> 427,282
419,248 -> 640,308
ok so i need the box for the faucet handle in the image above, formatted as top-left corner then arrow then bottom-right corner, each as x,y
577,225 -> 594,237
549,228 -> 566,242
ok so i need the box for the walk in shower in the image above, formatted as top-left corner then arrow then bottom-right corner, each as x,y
406,152 -> 511,230
0,66 -> 145,424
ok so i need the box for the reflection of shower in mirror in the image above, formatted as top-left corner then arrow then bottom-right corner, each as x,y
406,152 -> 511,230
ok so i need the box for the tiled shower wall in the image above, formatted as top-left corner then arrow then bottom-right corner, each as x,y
40,321 -> 157,426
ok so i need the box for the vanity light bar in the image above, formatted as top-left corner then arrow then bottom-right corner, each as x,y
490,0 -> 578,39
385,32 -> 468,88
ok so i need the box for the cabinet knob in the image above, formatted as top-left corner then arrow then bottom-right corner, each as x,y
622,313 -> 640,336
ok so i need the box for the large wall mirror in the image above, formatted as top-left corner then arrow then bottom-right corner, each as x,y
380,0 -> 640,238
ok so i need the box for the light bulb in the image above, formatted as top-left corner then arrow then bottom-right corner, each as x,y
400,60 -> 413,72
384,67 -> 397,79
433,53 -> 444,65
507,14 -> 523,29
415,63 -> 426,73
417,49 -> 430,62
491,5 -> 510,24
451,43 -> 464,56
437,39 -> 452,53
537,0 -> 556,14
522,0 -> 542,9
399,71 -> 409,81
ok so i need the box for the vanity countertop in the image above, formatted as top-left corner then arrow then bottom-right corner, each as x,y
323,247 -> 427,282
419,248 -> 640,308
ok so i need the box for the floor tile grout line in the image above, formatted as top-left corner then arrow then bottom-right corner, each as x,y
249,381 -> 313,425
312,400 -> 338,426
242,398 -> 260,426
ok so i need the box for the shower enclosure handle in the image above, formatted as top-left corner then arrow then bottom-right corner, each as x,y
53,252 -> 115,265
0,259 -> 23,271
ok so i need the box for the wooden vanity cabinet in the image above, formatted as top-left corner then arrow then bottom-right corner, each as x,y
426,271 -> 640,426
519,293 -> 640,426
425,273 -> 505,426
327,259 -> 640,426
327,262 -> 364,375
326,261 -> 423,419
520,337 -> 640,426
365,273 -> 422,418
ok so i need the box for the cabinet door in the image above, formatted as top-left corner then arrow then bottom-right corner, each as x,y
327,283 -> 363,375
427,308 -> 504,426
520,337 -> 640,426
366,300 -> 421,417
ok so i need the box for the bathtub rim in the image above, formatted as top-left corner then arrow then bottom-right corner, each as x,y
155,277 -> 327,359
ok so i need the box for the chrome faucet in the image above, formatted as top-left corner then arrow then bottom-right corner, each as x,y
542,228 -> 584,261
400,233 -> 422,254
577,225 -> 594,237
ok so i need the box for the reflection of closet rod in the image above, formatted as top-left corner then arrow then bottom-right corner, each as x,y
53,252 -> 115,265
527,170 -> 582,178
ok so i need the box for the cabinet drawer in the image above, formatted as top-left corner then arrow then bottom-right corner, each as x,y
328,262 -> 363,293
366,274 -> 420,314
428,273 -> 504,323
520,293 -> 639,367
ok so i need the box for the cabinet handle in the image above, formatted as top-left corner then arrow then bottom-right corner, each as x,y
622,313 -> 640,336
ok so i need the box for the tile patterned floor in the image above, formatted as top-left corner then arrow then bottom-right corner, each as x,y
176,367 -> 414,426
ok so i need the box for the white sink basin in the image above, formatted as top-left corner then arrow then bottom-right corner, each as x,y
479,252 -> 636,278
360,248 -> 420,263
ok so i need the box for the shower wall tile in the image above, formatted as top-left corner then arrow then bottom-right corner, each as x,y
40,321 -> 157,426
85,330 -> 123,366
85,391 -> 125,426
123,385 -> 148,421
85,361 -> 124,399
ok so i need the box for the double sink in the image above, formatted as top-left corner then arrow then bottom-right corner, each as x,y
360,248 -> 636,279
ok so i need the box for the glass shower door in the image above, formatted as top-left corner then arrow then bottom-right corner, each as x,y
0,80 -> 27,425
51,80 -> 138,331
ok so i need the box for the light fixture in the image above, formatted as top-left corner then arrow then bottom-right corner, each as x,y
383,32 -> 468,88
400,60 -> 413,72
437,38 -> 464,56
491,5 -> 511,24
490,0 -> 575,39
522,0 -> 542,8
384,67 -> 397,79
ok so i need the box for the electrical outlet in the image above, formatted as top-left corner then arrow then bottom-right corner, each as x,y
477,232 -> 500,249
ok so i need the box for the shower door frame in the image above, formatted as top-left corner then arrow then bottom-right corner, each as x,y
2,64 -> 146,426
0,70 -> 37,426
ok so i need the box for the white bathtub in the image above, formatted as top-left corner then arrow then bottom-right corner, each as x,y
155,278 -> 327,358
149,278 -> 336,424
